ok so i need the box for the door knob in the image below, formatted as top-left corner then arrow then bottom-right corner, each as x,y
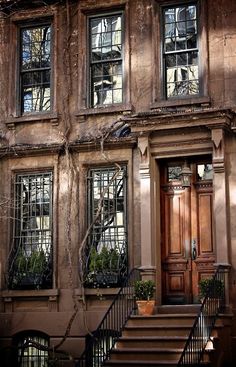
191,239 -> 197,260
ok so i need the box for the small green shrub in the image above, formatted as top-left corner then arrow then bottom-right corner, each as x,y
89,246 -> 120,273
198,278 -> 224,298
15,249 -> 47,274
28,250 -> 47,273
134,280 -> 155,300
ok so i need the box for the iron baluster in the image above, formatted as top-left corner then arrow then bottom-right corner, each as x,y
178,265 -> 227,367
77,268 -> 140,367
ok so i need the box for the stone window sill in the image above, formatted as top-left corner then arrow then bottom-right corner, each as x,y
76,104 -> 133,120
2,289 -> 59,300
6,113 -> 59,129
1,289 -> 59,312
150,96 -> 211,110
75,287 -> 120,299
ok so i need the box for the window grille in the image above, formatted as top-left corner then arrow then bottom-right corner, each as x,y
8,172 -> 53,289
86,166 -> 127,287
89,13 -> 123,107
20,24 -> 51,113
163,3 -> 199,98
16,333 -> 49,367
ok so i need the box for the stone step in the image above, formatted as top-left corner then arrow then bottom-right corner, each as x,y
123,324 -> 192,337
157,304 -> 201,314
128,314 -> 197,326
116,335 -> 188,349
103,309 -> 231,367
104,360 -> 210,367
109,348 -> 182,361
104,359 -> 182,367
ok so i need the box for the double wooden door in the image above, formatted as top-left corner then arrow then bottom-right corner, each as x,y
160,160 -> 215,304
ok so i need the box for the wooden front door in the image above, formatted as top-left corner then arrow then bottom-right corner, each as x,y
160,160 -> 215,304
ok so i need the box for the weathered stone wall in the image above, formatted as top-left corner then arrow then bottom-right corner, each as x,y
1,0 -> 236,363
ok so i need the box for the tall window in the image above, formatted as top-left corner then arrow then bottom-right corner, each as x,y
163,3 -> 199,98
20,24 -> 51,113
89,13 -> 123,107
86,166 -> 127,287
15,332 -> 49,367
8,172 -> 53,289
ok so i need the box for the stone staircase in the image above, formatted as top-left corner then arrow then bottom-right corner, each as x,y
103,305 -> 232,367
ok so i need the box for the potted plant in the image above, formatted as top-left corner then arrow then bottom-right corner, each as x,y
87,246 -> 120,287
198,278 -> 224,302
134,279 -> 155,315
12,249 -> 47,289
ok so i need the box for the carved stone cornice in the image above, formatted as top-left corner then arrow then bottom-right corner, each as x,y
0,137 -> 137,158
129,108 -> 234,134
0,143 -> 62,158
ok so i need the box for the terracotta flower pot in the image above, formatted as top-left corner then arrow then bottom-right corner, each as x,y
136,300 -> 155,316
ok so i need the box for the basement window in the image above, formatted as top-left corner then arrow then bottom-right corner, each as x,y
15,332 -> 49,367
20,23 -> 51,113
88,12 -> 124,107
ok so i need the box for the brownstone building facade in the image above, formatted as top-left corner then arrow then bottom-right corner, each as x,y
0,0 -> 236,365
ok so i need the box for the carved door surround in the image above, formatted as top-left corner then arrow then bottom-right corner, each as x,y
136,118 -> 232,305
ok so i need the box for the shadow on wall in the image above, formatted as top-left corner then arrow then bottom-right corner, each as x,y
0,346 -> 18,367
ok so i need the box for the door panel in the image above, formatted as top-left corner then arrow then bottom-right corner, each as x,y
198,192 -> 213,254
160,160 -> 215,304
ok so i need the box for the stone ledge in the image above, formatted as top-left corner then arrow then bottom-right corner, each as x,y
6,113 -> 59,129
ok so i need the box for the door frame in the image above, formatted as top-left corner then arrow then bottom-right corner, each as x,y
156,157 -> 215,305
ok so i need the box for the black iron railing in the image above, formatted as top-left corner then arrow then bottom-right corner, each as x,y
77,268 -> 141,367
178,265 -> 227,366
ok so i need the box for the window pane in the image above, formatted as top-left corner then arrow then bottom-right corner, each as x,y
163,3 -> 199,98
21,25 -> 51,113
23,86 -> 50,112
197,164 -> 213,180
113,88 -> 122,103
166,54 -> 176,67
165,8 -> 175,24
168,166 -> 182,181
177,53 -> 187,66
187,34 -> 197,48
176,38 -> 186,50
177,21 -> 186,36
187,5 -> 197,20
89,14 -> 123,107
91,60 -> 122,106
187,20 -> 197,34
165,37 -> 175,51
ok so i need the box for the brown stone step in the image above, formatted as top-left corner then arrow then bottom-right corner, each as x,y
157,305 -> 201,314
104,359 -> 181,367
104,360 -> 211,367
128,314 -> 196,326
116,335 -> 188,349
109,348 -> 182,361
123,324 -> 192,337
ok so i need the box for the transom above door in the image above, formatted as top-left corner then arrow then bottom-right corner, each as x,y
160,158 -> 215,304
